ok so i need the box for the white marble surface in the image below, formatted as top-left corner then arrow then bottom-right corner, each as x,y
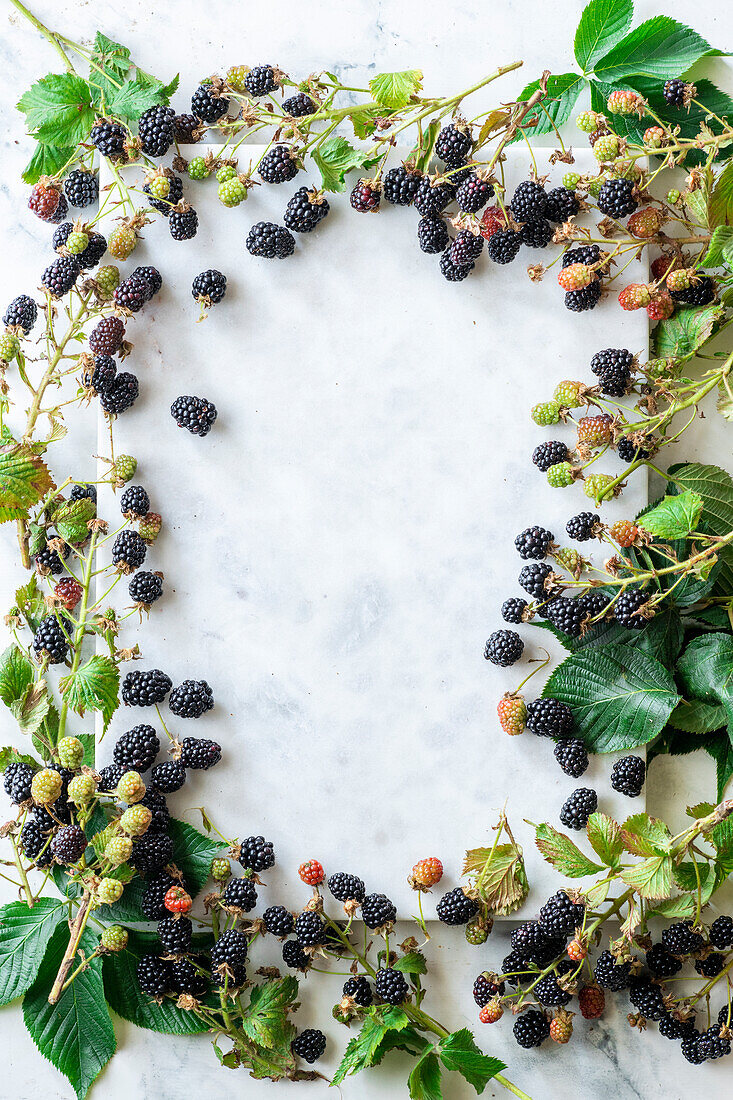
0,1 -> 731,1098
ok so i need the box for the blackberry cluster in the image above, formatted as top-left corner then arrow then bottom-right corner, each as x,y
121,668 -> 172,707
662,922 -> 705,957
566,511 -> 600,542
484,629 -> 524,667
222,876 -> 257,912
282,92 -> 315,116
456,172 -> 493,213
375,967 -> 409,1005
262,905 -> 294,936
534,971 -> 572,1007
282,939 -> 310,970
246,221 -> 295,258
628,980 -> 667,1020
294,911 -> 325,946
597,178 -> 637,219
3,294 -> 38,333
120,485 -> 150,517
180,737 -> 221,770
150,760 -> 186,793
710,915 -> 733,950
414,178 -> 453,217
663,78 -> 687,106
510,181 -> 547,222
519,219 -> 553,249
617,437 -> 649,463
142,788 -> 171,832
99,372 -> 139,415
473,973 -> 504,1006
515,525 -> 553,559
168,680 -> 214,719
513,1010 -> 550,1048
170,395 -> 218,436
90,119 -> 128,160
20,819 -> 53,866
565,279 -> 601,312
594,949 -> 633,990
4,762 -> 35,803
501,598 -> 528,624
259,145 -> 299,184
32,616 -> 70,664
591,347 -> 633,396
171,959 -> 207,998
518,561 -> 553,599
350,180 -> 381,213
610,755 -> 646,797
435,123 -> 471,166
192,269 -> 227,304
526,697 -> 574,739
64,170 -> 98,208
114,274 -> 149,313
554,738 -> 588,777
211,928 -> 248,969
238,835 -> 275,872
174,113 -> 202,143
383,166 -> 421,206
284,188 -> 330,233
34,537 -> 68,574
89,315 -> 125,355
128,571 -> 163,606
112,530 -> 147,571
114,725 -> 160,771
559,787 -> 597,829
511,921 -> 549,957
646,943 -> 682,978
328,872 -> 366,902
137,955 -> 172,995
450,230 -> 484,267
191,83 -> 230,123
361,892 -> 396,929
670,275 -> 716,307
545,597 -> 586,638
51,824 -> 87,864
87,354 -> 116,393
440,251 -> 474,282
538,891 -> 585,937
292,1029 -> 327,1064
562,244 -> 600,268
533,440 -> 568,472
436,887 -> 478,925
97,763 -> 126,792
130,833 -> 173,873
141,873 -> 178,919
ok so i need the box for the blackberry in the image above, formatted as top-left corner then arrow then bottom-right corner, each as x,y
519,219 -> 553,249
533,441 -> 568,472
283,187 -> 330,233
244,65 -> 278,97
511,921 -> 549,958
515,526 -> 554,560
554,739 -> 589,778
598,365 -> 630,397
238,835 -> 274,872
87,354 -> 116,392
211,928 -> 248,970
538,891 -> 585,938
659,1013 -> 695,1040
710,915 -> 733,950
130,832 -> 174,874
174,113 -> 202,143
615,589 -> 648,630
33,616 -> 69,664
698,1024 -> 731,1060
488,229 -> 521,264
562,244 -> 600,268
510,181 -> 548,222
42,256 -> 80,297
513,1010 -> 550,1048
51,823 -> 88,863
455,172 -> 493,213
180,737 -> 221,770
670,275 -> 716,307
629,980 -> 666,1020
518,561 -> 553,600
89,315 -> 125,356
282,939 -> 311,970
141,873 -> 178,920
483,629 -> 524,667
259,145 -> 299,184
169,205 -> 198,241
246,221 -> 295,258
718,1005 -> 733,1026
90,119 -> 128,160
141,788 -> 171,833
77,232 -> 106,269
157,915 -> 193,956
20,820 -> 53,866
52,221 -> 73,252
64,170 -> 98,208
282,92 -> 315,117
375,967 -> 409,1005
113,724 -> 160,771
472,974 -> 504,1007
417,215 -> 449,254
112,530 -> 147,571
132,266 -> 163,299
680,1036 -> 706,1064
435,123 -> 471,166
646,943 -> 682,978
144,173 -> 183,215
3,294 -> 37,333
574,589 -> 608,621
560,787 -> 597,829
4,762 -> 35,803
350,180 -> 381,213
128,571 -> 163,607
361,892 -> 396,929
450,230 -> 484,266
610,755 -> 646,797
414,177 -> 453,217
436,887 -> 478,925
171,959 -> 207,997
191,83 -> 229,123
294,911 -> 325,946
222,876 -> 258,912
113,276 -> 149,314
211,961 -> 247,989
121,668 -> 171,707
263,905 -> 294,937
545,597 -> 586,638
99,372 -> 139,415
97,763 -> 126,792
501,598 -> 528,624
383,165 -> 421,206
343,975 -> 373,1006
138,105 -> 175,157
328,872 -> 366,903
545,187 -> 579,223
439,250 -> 474,282
617,437 -> 649,463
590,347 -> 633,377
169,680 -> 214,719
695,953 -> 726,978
120,485 -> 150,518
150,760 -> 186,793
594,949 -> 632,990
137,954 -> 172,995
663,78 -> 687,107
501,952 -> 531,983
565,280 -> 602,312
170,395 -> 218,437
662,922 -> 705,957
292,1029 -> 326,1064
535,972 -> 572,1007
597,178 -> 637,219
192,269 -> 226,304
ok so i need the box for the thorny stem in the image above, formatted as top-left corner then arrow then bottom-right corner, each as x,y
57,530 -> 98,743
48,889 -> 94,1004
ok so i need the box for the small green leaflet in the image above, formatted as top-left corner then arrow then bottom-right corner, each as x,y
53,498 -> 95,544
167,818 -> 227,895
574,0 -> 633,72
621,854 -> 673,899
59,655 -> 119,732
651,304 -> 725,360
392,951 -> 427,975
0,645 -> 34,708
462,843 -> 528,915
0,446 -> 54,523
669,462 -> 733,596
670,698 -> 727,734
17,73 -> 95,148
0,746 -> 39,772
333,1007 -> 411,1085
677,634 -> 733,724
311,136 -> 374,193
700,224 -> 733,267
586,812 -> 623,867
0,899 -> 65,1006
620,812 -> 672,856
514,73 -> 584,138
711,161 -> 733,226
239,976 -> 298,1051
22,141 -> 75,185
369,70 -> 423,110
409,1051 -> 442,1100
438,1029 -> 505,1092
535,823 -> 603,877
674,860 -> 717,902
639,490 -> 703,539
10,678 -> 51,736
590,16 -> 722,82
648,893 -> 697,920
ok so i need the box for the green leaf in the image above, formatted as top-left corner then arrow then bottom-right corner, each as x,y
105,74 -> 169,122
514,73 -> 585,138
586,812 -> 623,867
591,16 -> 722,82
648,893 -> 697,919
311,136 -> 373,193
670,698 -> 728,734
333,1007 -> 411,1086
167,818 -> 226,896
90,32 -> 131,84
10,679 -> 51,736
621,854 -> 673,899
393,951 -> 427,975
409,1051 -> 442,1100
711,162 -> 733,226
15,574 -> 46,632
712,816 -> 733,864
438,1029 -> 505,1092
640,490 -> 703,539
22,141 -> 75,185
574,0 -> 633,71
620,77 -> 733,166
620,812 -> 672,856
462,843 -> 529,915
0,745 -> 40,772
0,645 -> 34,708
673,860 -> 716,902
0,899 -> 65,1006
240,977 -> 298,1051
59,655 -> 119,732
651,304 -> 725,360
669,462 -> 733,596
677,634 -> 733,724
33,701 -> 60,760
23,923 -> 116,1100
0,446 -> 54,523
53,498 -> 95,544
369,70 -> 423,110
542,643 -> 680,753
535,823 -> 603,877
17,73 -> 95,148
700,225 -> 733,267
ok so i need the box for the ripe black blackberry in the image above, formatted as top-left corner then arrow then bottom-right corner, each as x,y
554,738 -> 588,778
120,485 -> 150,518
112,530 -> 147,571
170,395 -> 218,437
132,266 -> 163,299
414,177 -> 453,217
663,78 -> 687,106
488,229 -> 521,264
180,736 -> 221,770
282,92 -> 316,116
52,221 -> 74,252
20,819 -> 53,866
129,571 -> 163,607
662,921 -> 705,957
510,181 -> 547,222
90,119 -> 128,160
610,755 -> 646,797
719,1005 -> 733,1026
501,952 -> 531,983
99,372 -> 139,415
211,961 -> 247,989
69,483 -> 96,505
435,123 -> 471,166
597,178 -> 637,219
600,365 -> 632,397
538,891 -> 585,938
88,354 -> 116,393
294,910 -> 325,946
137,954 -> 172,995
89,315 -> 125,356
169,680 -> 214,719
562,244 -> 600,268
4,762 -> 35,804
282,939 -> 311,970
513,1009 -> 550,1048
511,921 -> 549,958
144,173 -> 183,215
515,526 -> 554,560
97,763 -> 125,792
238,835 -> 274,872
450,230 -> 484,267
192,269 -> 227,304
244,65 -> 278,96
130,832 -> 174,873
695,953 -> 726,978
190,83 -> 229,123
77,232 -> 106,269
594,949 -> 632,990
629,980 -> 666,1020
545,597 -> 586,638
284,187 -> 330,233
519,219 -> 553,249
150,760 -> 186,793
591,347 -> 633,377
171,959 -> 207,998
710,915 -> 733,950
64,169 -> 98,208
42,256 -> 80,297
501,598 -> 528,624
350,179 -> 381,213
680,1035 -> 706,1064
3,294 -> 37,333
518,561 -> 553,599
121,668 -> 171,707
383,165 -> 421,206
223,876 -> 258,912
699,1024 -> 731,1060
375,967 -> 409,1005
535,972 -> 572,1007
472,974 -> 504,1006
35,537 -> 67,575
157,915 -> 193,954
417,214 -> 449,254
483,629 -> 524,667
344,975 -> 373,1006
51,824 -> 87,863
560,787 -> 597,829
259,145 -> 299,185
141,873 -> 178,919
263,905 -> 294,936
138,105 -> 175,157
114,725 -> 160,771
436,886 -> 479,925
169,205 -> 198,241
246,221 -> 295,258
545,187 -> 579,223
455,172 -> 493,213
33,616 -> 69,664
646,943 -> 682,978
114,275 -> 149,313
615,588 -> 648,630
617,437 -> 649,463
659,1013 -> 695,1040
565,279 -> 602,312
328,872 -> 366,903
141,788 -> 170,833
670,275 -> 716,307
533,440 -> 568,472
292,1029 -> 326,1064
439,251 -> 474,282
211,928 -> 249,969
361,892 -> 396,929
174,113 -> 202,144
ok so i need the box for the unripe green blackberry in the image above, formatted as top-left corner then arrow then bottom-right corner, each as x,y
101,925 -> 128,952
211,857 -> 231,882
553,381 -> 584,409
0,332 -> 21,362
57,736 -> 85,770
593,135 -> 619,162
188,156 -> 210,180
138,512 -> 162,543
577,110 -> 602,133
218,177 -> 247,206
120,804 -> 152,835
531,401 -> 561,426
66,231 -> 90,255
97,877 -> 124,905
667,189 -> 681,204
148,176 -> 170,200
67,774 -> 96,804
547,462 -> 575,488
105,834 -> 133,865
555,547 -> 582,573
584,473 -> 616,503
216,164 -> 236,183
95,266 -> 120,299
116,771 -> 146,804
586,176 -> 604,198
466,917 -> 490,945
108,224 -> 137,261
113,454 -> 137,484
31,768 -> 63,804
227,65 -> 248,92
563,172 -> 580,190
